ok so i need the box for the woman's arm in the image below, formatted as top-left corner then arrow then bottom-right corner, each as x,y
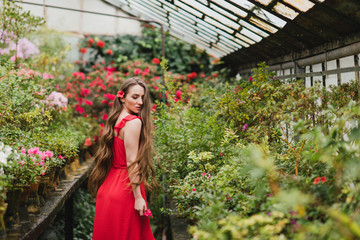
123,118 -> 146,216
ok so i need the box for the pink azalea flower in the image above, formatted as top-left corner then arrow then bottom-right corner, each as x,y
84,138 -> 92,146
192,188 -> 196,192
134,68 -> 141,75
143,209 -> 153,218
40,161 -> 45,166
242,124 -> 248,131
85,99 -> 93,105
102,113 -> 108,120
176,90 -> 182,100
201,172 -> 206,176
19,161 -> 25,166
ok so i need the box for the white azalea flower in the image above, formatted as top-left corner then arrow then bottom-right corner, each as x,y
0,152 -> 7,165
3,145 -> 12,156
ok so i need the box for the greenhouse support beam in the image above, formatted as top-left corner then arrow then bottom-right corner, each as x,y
276,66 -> 360,79
238,41 -> 360,74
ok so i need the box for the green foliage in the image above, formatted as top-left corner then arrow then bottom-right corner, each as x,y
78,26 -> 214,75
154,62 -> 360,239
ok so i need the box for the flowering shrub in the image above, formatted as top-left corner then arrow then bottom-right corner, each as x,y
77,26 -> 215,75
153,62 -> 360,239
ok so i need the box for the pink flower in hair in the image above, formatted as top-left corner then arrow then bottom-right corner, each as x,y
117,90 -> 125,98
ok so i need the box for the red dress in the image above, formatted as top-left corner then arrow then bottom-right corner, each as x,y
92,115 -> 154,240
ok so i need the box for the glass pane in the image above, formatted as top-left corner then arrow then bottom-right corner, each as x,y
283,0 -> 315,12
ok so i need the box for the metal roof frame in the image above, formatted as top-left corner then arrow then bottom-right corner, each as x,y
105,0 -> 324,57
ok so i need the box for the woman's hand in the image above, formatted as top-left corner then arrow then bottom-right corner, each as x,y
134,197 -> 147,216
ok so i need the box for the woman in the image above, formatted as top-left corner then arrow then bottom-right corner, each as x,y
89,77 -> 158,240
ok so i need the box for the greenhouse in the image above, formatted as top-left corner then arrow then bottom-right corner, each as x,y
0,0 -> 360,239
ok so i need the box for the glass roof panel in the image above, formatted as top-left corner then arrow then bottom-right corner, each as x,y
211,0 -> 248,18
239,19 -> 270,37
255,0 -> 273,6
273,2 -> 299,19
106,0 -> 326,57
210,3 -> 238,22
283,0 -> 315,12
174,0 -> 203,18
249,16 -> 278,33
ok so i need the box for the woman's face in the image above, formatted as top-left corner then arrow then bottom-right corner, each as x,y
121,84 -> 144,115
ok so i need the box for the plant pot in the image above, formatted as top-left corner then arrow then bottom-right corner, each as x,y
0,202 -> 8,238
27,177 -> 41,214
38,176 -> 50,206
5,188 -> 22,228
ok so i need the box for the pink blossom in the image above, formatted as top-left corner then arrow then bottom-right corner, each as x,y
176,90 -> 182,100
103,93 -> 116,101
192,188 -> 196,192
134,68 -> 141,75
201,172 -> 206,176
21,147 -> 27,155
84,138 -> 92,146
58,154 -> 65,159
242,124 -> 248,131
76,105 -> 84,114
42,150 -> 53,159
19,161 -> 25,166
46,91 -> 68,108
40,161 -> 45,166
28,147 -> 41,155
102,113 -> 108,120
143,209 -> 153,218
43,73 -> 54,80
85,99 -> 93,105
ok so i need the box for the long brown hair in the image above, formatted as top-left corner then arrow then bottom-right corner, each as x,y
88,77 -> 158,198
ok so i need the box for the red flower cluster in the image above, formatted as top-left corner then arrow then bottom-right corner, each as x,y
187,72 -> 197,80
96,40 -> 105,48
313,176 -> 327,184
151,58 -> 161,64
80,48 -> 87,54
88,38 -> 94,44
106,49 -> 113,55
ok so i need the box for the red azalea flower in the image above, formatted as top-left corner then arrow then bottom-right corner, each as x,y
313,177 -> 320,184
101,100 -> 108,104
152,58 -> 161,64
102,113 -> 108,120
200,74 -> 205,78
80,48 -> 87,54
84,138 -> 92,146
152,104 -> 157,112
176,90 -> 182,100
75,105 -> 84,114
85,100 -> 93,105
96,40 -> 105,48
192,188 -> 196,192
88,38 -> 94,44
249,76 -> 253,82
212,73 -> 219,77
134,68 -> 141,75
109,102 -> 113,107
187,72 -> 197,79
117,90 -> 125,98
103,93 -> 116,101
320,176 -> 327,183
106,49 -> 113,55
